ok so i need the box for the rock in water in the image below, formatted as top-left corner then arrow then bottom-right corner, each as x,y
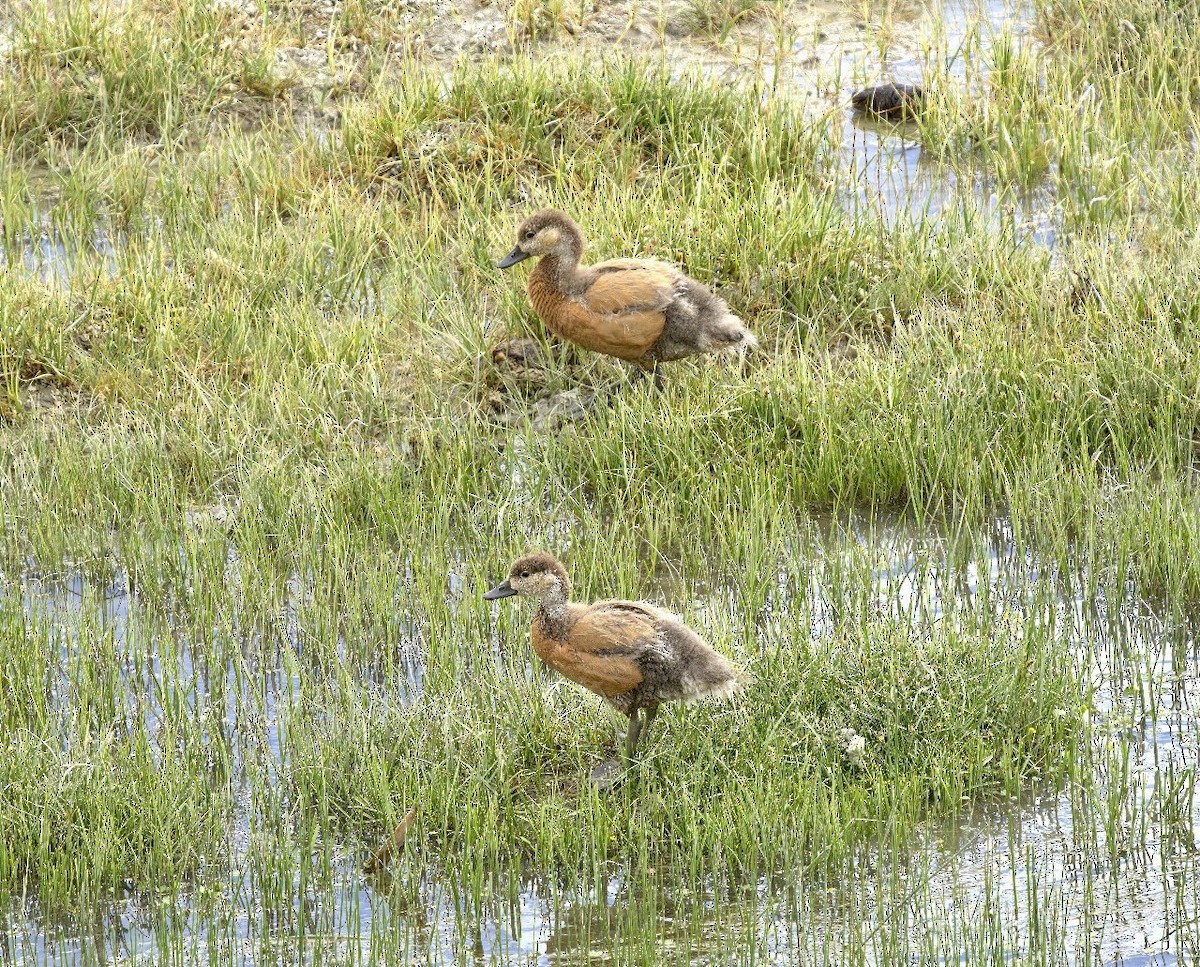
851,82 -> 925,119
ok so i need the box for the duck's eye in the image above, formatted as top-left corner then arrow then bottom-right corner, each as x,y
520,570 -> 530,578
524,230 -> 536,241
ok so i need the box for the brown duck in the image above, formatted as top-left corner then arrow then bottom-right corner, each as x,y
496,210 -> 757,377
484,552 -> 746,786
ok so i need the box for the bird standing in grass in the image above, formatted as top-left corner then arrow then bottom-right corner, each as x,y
484,552 -> 746,787
496,210 -> 757,382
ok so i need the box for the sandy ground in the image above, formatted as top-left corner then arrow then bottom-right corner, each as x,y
259,0 -> 955,121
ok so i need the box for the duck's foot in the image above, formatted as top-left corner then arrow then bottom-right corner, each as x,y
621,362 -> 664,391
589,757 -> 628,790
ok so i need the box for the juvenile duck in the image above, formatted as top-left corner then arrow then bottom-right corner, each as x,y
496,210 -> 757,378
484,552 -> 745,787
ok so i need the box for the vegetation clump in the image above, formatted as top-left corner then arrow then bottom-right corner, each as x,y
0,0 -> 1196,960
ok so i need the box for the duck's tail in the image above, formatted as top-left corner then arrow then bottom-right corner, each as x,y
685,655 -> 754,703
715,314 -> 758,352
699,678 -> 740,702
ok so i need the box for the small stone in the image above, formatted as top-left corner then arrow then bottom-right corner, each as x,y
490,337 -> 548,373
850,82 -> 925,120
531,388 -> 596,432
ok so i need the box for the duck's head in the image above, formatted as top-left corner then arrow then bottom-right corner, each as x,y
483,551 -> 570,601
496,210 -> 583,269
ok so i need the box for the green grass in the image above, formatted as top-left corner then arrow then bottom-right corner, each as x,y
682,0 -> 783,39
285,613 -> 1081,870
1,0 -> 1199,961
0,0 -> 292,156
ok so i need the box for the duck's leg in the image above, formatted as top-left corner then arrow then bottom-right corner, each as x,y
738,345 -> 757,378
624,361 -> 664,390
590,707 -> 642,789
624,706 -> 645,762
625,702 -> 660,760
641,702 -> 659,739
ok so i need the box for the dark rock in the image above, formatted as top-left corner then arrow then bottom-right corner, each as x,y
850,82 -> 925,119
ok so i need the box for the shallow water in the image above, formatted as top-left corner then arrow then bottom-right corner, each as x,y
840,112 -> 1060,244
645,0 -> 1062,239
0,0 -> 1063,295
3,508 -> 1198,965
827,0 -> 1061,241
809,515 -> 1199,964
0,217 -> 120,286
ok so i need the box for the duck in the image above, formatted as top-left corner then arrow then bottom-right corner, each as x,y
850,82 -> 925,119
484,551 -> 746,787
496,210 -> 757,380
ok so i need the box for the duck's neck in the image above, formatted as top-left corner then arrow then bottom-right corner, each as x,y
535,586 -> 572,640
535,237 -> 585,293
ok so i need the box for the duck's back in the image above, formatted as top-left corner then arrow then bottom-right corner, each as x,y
571,600 -> 742,704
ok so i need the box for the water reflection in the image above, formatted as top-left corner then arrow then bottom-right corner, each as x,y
840,112 -> 1059,244
0,215 -> 121,285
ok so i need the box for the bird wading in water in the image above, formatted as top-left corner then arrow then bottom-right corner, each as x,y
484,552 -> 747,787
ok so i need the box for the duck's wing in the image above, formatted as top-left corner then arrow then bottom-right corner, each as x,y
568,602 -> 663,659
531,262 -> 673,360
527,257 -> 684,360
585,260 -> 679,315
527,260 -> 672,360
584,602 -> 742,704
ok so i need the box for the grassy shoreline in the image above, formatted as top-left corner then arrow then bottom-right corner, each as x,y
2,0 -> 1198,961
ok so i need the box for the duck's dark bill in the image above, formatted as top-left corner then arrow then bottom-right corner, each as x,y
496,247 -> 530,269
483,579 -> 517,600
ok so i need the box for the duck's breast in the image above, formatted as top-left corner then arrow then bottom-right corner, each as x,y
531,612 -> 645,698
